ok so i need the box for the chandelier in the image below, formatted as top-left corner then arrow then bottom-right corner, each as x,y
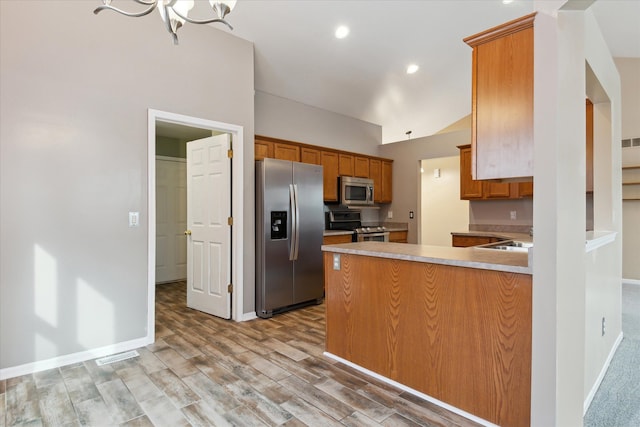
94,0 -> 237,44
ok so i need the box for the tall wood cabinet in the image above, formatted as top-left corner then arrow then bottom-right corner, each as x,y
464,13 -> 536,180
321,151 -> 340,202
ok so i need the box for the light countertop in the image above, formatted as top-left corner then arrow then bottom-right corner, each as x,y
322,241 -> 531,274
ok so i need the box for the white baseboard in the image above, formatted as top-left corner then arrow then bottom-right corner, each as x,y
583,331 -> 624,415
0,335 -> 153,380
241,312 -> 258,321
622,278 -> 640,286
323,352 -> 498,427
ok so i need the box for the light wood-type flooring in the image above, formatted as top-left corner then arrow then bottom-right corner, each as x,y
0,281 -> 482,427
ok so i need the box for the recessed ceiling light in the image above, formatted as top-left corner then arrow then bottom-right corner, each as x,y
502,0 -> 514,4
406,64 -> 419,74
335,25 -> 350,39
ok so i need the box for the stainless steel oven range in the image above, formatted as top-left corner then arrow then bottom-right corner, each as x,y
325,209 -> 389,242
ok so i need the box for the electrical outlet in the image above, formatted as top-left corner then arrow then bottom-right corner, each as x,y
510,211 -> 517,220
602,317 -> 606,336
333,254 -> 341,271
388,211 -> 393,219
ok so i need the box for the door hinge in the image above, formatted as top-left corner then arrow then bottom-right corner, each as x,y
227,149 -> 233,159
227,283 -> 233,293
227,217 -> 233,226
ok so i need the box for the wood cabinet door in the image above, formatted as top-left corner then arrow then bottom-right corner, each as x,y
301,147 -> 321,165
483,181 -> 511,198
518,181 -> 534,198
468,14 -> 534,180
255,139 -> 273,161
274,142 -> 300,162
381,160 -> 393,203
389,231 -> 408,243
323,234 -> 354,245
339,154 -> 354,177
354,156 -> 370,178
459,146 -> 483,199
370,159 -> 382,202
321,151 -> 340,201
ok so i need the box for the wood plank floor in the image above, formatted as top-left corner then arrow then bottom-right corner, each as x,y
0,281 -> 483,427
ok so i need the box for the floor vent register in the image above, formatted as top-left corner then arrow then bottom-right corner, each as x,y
95,350 -> 140,366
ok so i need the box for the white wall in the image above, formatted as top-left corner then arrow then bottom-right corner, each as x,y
622,146 -> 640,280
255,91 -> 382,155
617,58 -> 640,280
530,6 -> 622,426
0,1 -> 254,373
378,130 -> 468,243
616,58 -> 640,139
420,157 -> 469,246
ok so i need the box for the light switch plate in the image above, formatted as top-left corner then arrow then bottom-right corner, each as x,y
129,211 -> 140,227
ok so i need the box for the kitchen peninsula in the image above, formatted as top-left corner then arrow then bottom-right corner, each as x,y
322,242 -> 532,427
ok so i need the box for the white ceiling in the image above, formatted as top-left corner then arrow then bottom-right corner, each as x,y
204,0 -> 639,143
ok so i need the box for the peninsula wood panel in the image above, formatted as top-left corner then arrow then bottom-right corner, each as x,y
324,253 -> 532,427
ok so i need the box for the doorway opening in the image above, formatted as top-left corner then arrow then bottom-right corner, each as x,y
147,109 -> 245,343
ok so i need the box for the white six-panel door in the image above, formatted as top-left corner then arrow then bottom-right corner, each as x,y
156,158 -> 187,283
186,134 -> 231,319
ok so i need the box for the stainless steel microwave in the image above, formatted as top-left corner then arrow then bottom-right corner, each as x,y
340,176 -> 374,206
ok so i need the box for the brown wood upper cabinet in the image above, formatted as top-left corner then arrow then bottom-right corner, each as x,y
354,156 -> 370,178
321,151 -> 340,201
255,138 -> 274,161
464,13 -> 536,180
254,135 -> 393,203
381,160 -> 393,203
338,154 -> 354,177
274,142 -> 300,162
458,145 -> 532,200
301,147 -> 321,165
370,159 -> 392,203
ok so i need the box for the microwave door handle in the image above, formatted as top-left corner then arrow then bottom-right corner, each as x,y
368,185 -> 373,202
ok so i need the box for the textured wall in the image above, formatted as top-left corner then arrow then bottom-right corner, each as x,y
0,0 -> 254,371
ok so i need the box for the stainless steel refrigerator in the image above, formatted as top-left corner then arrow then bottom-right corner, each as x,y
256,158 -> 325,318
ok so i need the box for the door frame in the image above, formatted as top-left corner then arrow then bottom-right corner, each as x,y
147,109 -> 245,340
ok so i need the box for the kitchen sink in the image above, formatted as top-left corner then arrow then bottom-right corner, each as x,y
480,240 -> 533,252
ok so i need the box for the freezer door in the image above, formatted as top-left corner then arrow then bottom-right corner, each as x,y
256,159 -> 294,315
292,162 -> 324,303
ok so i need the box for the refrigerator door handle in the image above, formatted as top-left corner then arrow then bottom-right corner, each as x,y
289,184 -> 297,261
293,184 -> 300,260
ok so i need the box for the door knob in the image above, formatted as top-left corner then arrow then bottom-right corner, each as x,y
184,230 -> 192,235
